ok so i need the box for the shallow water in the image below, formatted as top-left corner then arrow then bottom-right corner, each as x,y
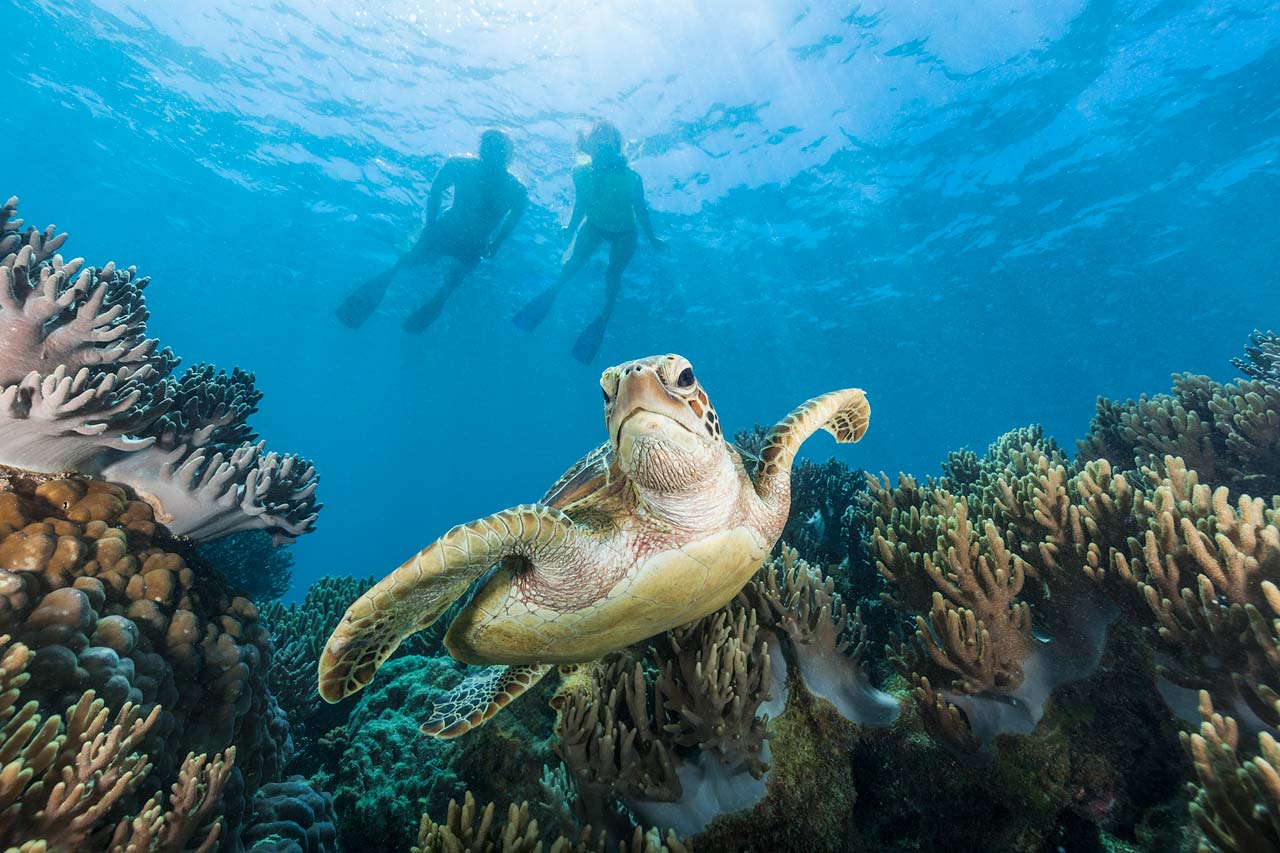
3,0 -> 1276,590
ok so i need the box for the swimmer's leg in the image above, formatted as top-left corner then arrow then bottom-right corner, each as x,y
403,255 -> 480,334
513,225 -> 605,332
337,229 -> 439,329
571,230 -> 636,363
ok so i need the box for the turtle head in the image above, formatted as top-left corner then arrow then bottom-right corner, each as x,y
602,354 -> 726,493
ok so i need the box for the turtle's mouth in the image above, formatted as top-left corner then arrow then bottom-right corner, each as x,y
613,407 -> 694,448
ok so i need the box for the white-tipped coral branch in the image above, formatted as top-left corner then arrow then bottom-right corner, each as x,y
0,196 -> 320,544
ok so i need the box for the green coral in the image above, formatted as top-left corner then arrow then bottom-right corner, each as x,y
329,655 -> 556,850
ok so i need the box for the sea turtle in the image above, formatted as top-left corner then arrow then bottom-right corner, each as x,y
318,354 -> 870,738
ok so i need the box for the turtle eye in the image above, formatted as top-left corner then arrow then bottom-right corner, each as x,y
677,367 -> 694,389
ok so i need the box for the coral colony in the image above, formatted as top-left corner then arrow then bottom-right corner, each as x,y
2,196 -> 1279,851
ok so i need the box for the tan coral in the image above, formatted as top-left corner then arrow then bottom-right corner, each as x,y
1113,456 -> 1280,727
412,790 -> 688,853
1182,690 -> 1280,853
0,634 -> 232,853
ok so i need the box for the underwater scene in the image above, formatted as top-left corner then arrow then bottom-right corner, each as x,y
1,0 -> 1279,850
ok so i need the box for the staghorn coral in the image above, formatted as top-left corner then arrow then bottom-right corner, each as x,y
1233,330 -> 1280,386
1080,372 -> 1280,499
413,791 -> 688,853
0,633 -> 234,853
1182,690 -> 1280,853
0,196 -> 320,545
0,468 -> 289,844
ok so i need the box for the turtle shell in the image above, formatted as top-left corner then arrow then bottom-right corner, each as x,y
540,441 -> 627,517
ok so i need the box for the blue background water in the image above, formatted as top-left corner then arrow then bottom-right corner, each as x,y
2,0 -> 1277,595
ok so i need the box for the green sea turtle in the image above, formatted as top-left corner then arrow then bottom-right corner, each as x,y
318,354 -> 870,738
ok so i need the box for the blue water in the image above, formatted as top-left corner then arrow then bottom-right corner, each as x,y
2,0 -> 1277,594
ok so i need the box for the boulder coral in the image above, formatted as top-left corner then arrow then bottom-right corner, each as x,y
0,196 -> 320,545
0,633 -> 234,852
242,775 -> 340,853
0,466 -> 290,844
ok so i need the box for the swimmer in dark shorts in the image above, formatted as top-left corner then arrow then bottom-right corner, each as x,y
336,129 -> 528,332
512,121 -> 663,362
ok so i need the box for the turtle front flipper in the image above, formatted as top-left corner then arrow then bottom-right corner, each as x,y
754,389 -> 871,502
421,664 -> 553,739
318,504 -> 581,704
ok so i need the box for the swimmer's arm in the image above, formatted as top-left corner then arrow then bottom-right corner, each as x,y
485,184 -> 528,255
564,166 -> 587,236
426,157 -> 463,225
632,174 -> 662,245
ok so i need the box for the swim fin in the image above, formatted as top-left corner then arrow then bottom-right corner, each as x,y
335,275 -> 391,329
571,312 -> 609,364
512,286 -> 559,331
403,292 -> 448,334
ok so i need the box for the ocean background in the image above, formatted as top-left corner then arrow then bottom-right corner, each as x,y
1,0 -> 1276,595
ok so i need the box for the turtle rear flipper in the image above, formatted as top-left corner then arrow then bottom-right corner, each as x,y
421,664 -> 552,739
317,504 -> 583,704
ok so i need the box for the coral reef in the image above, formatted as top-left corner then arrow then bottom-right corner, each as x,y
0,467 -> 289,844
0,196 -> 320,545
0,633 -> 234,852
1080,372 -> 1280,499
242,776 -> 340,853
197,530 -> 296,604
413,791 -> 688,853
1233,329 -> 1280,386
326,653 -> 555,850
551,550 -> 896,844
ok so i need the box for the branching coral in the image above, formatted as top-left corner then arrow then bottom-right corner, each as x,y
742,546 -> 898,727
413,791 -> 688,853
1080,373 -> 1280,499
867,430 -> 1122,746
1233,330 -> 1280,386
196,529 -> 295,604
0,633 -> 234,853
1112,456 -> 1280,733
1182,690 -> 1280,853
0,196 -> 320,545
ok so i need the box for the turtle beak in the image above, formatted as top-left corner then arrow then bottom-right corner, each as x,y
607,360 -> 701,448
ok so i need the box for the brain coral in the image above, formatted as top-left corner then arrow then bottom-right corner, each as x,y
0,465 -> 291,845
